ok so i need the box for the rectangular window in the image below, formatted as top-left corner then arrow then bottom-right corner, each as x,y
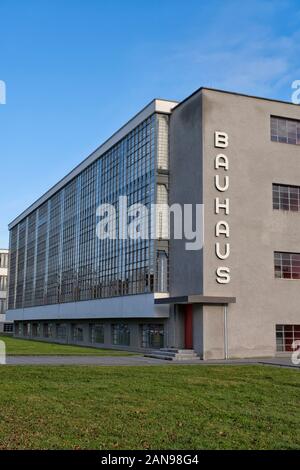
0,276 -> 7,291
111,323 -> 130,346
274,252 -> 300,279
89,323 -> 104,344
273,184 -> 300,211
23,322 -> 30,336
0,253 -> 8,269
43,323 -> 51,338
72,324 -> 84,342
271,116 -> 300,145
0,299 -> 6,314
56,323 -> 67,339
4,323 -> 13,333
32,323 -> 40,337
141,324 -> 164,349
276,324 -> 300,352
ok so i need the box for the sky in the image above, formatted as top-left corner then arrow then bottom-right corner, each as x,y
0,0 -> 300,247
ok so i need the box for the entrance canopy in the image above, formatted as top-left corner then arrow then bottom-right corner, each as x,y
154,295 -> 236,305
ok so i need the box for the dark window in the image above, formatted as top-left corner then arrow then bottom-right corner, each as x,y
23,322 -> 30,336
271,116 -> 300,145
141,324 -> 164,349
111,323 -> 130,346
4,323 -> 13,333
89,324 -> 104,344
276,324 -> 300,352
15,322 -> 20,335
43,323 -> 51,338
32,323 -> 39,337
274,252 -> 300,279
56,323 -> 67,339
273,184 -> 300,211
72,325 -> 84,342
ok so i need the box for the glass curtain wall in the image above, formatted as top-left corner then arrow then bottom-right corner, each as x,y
9,114 -> 169,309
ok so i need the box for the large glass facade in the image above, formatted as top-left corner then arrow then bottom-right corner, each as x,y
8,114 -> 169,310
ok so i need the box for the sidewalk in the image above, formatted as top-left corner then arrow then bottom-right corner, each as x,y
4,355 -> 300,368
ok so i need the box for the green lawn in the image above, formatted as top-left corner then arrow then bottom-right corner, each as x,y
0,336 -> 134,356
0,365 -> 299,449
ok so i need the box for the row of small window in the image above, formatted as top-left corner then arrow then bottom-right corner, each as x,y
276,324 -> 300,352
15,322 -> 165,349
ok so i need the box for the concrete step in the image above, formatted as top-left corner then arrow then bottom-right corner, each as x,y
160,348 -> 196,354
174,354 -> 199,360
145,354 -> 174,361
147,350 -> 180,358
145,348 -> 200,361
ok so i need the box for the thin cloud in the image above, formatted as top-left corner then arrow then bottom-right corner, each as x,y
152,0 -> 300,99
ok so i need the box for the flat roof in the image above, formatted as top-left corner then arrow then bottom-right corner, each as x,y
177,86 -> 300,110
9,98 -> 178,229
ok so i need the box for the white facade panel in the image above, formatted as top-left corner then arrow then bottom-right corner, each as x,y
7,293 -> 170,321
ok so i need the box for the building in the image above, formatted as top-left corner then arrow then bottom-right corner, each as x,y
6,88 -> 300,358
0,248 -> 12,334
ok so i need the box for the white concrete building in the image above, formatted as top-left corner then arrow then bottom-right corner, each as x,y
6,88 -> 300,358
0,248 -> 12,334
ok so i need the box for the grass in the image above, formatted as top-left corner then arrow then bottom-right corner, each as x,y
0,336 -> 135,356
0,365 -> 299,449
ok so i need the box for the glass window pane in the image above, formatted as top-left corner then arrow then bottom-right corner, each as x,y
271,116 -> 300,146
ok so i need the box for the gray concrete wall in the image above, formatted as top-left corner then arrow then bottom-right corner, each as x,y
202,89 -> 300,358
192,304 -> 204,357
169,93 -> 204,297
166,305 -> 186,350
202,305 -> 225,360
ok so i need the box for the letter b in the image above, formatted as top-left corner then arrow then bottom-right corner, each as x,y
215,132 -> 229,149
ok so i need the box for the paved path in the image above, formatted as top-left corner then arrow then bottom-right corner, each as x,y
3,355 -> 300,368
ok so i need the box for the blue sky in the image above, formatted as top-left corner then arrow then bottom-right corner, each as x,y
0,0 -> 300,247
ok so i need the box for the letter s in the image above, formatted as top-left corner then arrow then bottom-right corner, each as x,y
216,267 -> 230,284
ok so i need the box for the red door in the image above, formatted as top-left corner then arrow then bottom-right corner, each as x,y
184,304 -> 193,349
